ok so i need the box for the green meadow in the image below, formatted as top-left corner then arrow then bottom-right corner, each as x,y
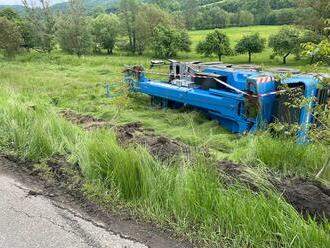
0,25 -> 329,247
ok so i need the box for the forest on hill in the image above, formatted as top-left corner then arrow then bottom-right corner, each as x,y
1,0 -> 329,30
0,0 -> 329,64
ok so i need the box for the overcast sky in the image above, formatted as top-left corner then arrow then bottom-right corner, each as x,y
0,0 -> 66,5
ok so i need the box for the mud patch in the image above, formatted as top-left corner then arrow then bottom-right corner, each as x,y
274,177 -> 330,220
117,122 -> 190,162
217,161 -> 330,221
218,161 -> 261,192
62,111 -> 190,162
45,154 -> 84,192
61,110 -> 111,130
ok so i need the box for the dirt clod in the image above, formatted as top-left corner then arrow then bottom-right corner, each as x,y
217,161 -> 260,192
274,177 -> 330,220
217,161 -> 330,221
62,111 -> 189,162
61,110 -> 111,130
117,122 -> 189,162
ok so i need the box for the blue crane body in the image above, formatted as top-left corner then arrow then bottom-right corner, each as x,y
125,62 -> 329,143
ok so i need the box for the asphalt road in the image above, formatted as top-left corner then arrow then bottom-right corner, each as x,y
0,174 -> 147,248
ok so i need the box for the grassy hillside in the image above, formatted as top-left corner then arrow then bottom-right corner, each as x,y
185,26 -> 315,67
0,5 -> 25,14
0,26 -> 328,178
189,25 -> 281,47
0,25 -> 329,247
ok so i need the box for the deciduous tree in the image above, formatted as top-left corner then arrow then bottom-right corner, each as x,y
296,0 -> 330,33
196,30 -> 232,61
235,33 -> 265,63
134,4 -> 174,54
0,8 -> 20,21
56,0 -> 93,56
92,14 -> 120,54
0,17 -> 23,58
119,0 -> 140,53
22,0 -> 55,53
151,25 -> 191,58
268,26 -> 301,64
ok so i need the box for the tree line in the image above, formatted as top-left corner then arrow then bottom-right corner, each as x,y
0,0 -> 191,58
146,0 -> 329,31
0,0 -> 329,65
196,26 -> 324,64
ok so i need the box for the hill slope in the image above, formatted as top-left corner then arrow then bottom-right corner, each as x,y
0,0 -> 119,13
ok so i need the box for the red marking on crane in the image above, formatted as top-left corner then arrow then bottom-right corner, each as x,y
256,76 -> 273,84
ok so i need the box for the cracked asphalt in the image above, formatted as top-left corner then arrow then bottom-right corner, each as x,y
0,174 -> 148,248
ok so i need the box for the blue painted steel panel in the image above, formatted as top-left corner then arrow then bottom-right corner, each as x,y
129,67 -> 322,141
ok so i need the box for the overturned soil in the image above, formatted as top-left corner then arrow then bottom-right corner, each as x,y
62,111 -> 190,162
61,110 -> 112,130
62,110 -> 330,222
218,161 -> 330,221
116,122 -> 190,162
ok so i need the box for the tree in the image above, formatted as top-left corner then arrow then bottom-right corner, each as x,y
0,8 -> 20,21
0,17 -> 23,58
18,20 -> 38,51
195,7 -> 231,29
268,26 -> 301,64
22,0 -> 55,53
119,0 -> 140,53
181,0 -> 199,29
233,10 -> 255,27
56,0 -> 93,56
196,30 -> 232,61
235,33 -> 265,63
92,5 -> 106,18
243,0 -> 271,24
92,14 -> 120,54
151,25 -> 191,58
264,8 -> 297,25
134,4 -> 175,54
296,0 -> 330,33
302,20 -> 330,64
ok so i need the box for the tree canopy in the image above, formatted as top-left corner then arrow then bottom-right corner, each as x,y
92,14 -> 120,54
196,30 -> 232,61
56,0 -> 93,56
0,17 -> 23,58
268,26 -> 301,64
151,25 -> 191,58
235,33 -> 265,63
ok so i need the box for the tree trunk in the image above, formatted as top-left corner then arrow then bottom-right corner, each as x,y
248,52 -> 252,63
283,52 -> 291,64
107,48 -> 113,55
218,54 -> 222,61
132,31 -> 136,54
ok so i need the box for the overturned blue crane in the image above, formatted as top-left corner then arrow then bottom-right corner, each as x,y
124,61 -> 329,143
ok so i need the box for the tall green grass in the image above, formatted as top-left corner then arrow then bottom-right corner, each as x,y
230,134 -> 330,180
0,90 -> 328,247
0,90 -> 82,160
